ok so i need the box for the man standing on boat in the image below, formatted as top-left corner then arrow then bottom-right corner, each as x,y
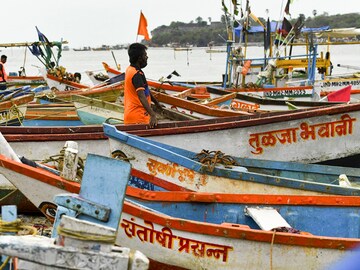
0,55 -> 8,90
124,43 -> 162,128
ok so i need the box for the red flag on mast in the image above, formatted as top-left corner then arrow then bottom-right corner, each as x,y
137,11 -> 150,40
327,85 -> 351,102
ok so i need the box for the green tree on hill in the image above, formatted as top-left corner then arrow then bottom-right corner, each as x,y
148,13 -> 360,47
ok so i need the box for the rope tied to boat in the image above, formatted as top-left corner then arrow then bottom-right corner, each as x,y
0,218 -> 38,236
57,226 -> 116,243
269,227 -> 301,269
194,149 -> 240,172
43,91 -> 57,100
8,103 -> 24,126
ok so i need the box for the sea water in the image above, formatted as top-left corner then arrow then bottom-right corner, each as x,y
2,44 -> 360,85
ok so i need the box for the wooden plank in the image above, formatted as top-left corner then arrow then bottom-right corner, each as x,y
245,206 -> 291,231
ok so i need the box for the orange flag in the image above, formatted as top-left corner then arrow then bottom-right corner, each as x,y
137,11 -> 150,40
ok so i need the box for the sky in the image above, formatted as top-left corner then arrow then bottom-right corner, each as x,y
2,0 -> 359,48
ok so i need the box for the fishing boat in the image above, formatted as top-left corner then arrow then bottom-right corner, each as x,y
205,48 -> 227,53
85,70 -> 110,85
103,61 -> 346,111
73,46 -> 92,51
121,186 -> 360,270
42,71 -> 91,91
3,123 -> 360,214
205,85 -> 345,111
36,80 -> 124,103
1,102 -> 360,166
101,62 -> 211,98
0,92 -> 34,126
103,60 -> 348,103
229,14 -> 360,101
70,94 -> 198,125
70,94 -> 124,125
151,90 -> 255,118
7,75 -> 46,87
1,150 -> 360,269
0,154 -> 150,270
24,102 -> 83,126
173,47 -> 192,52
104,124 -> 360,196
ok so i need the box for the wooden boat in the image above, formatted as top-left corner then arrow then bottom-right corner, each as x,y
121,187 -> 360,270
73,46 -> 91,51
0,217 -> 149,270
103,62 -> 328,102
85,70 -> 109,85
0,93 -> 34,126
205,85 -> 344,111
151,90 -> 254,118
102,62 -> 210,98
24,102 -> 83,126
1,102 -> 360,166
70,94 -> 198,125
205,48 -> 226,53
4,124 -> 360,213
37,80 -> 124,103
1,152 -> 360,269
43,72 -> 90,91
103,63 -> 344,111
104,124 -> 360,196
69,94 -> 124,125
173,47 -> 192,52
319,74 -> 360,99
231,25 -> 360,102
0,154 -> 150,270
7,75 -> 46,87
0,187 -> 38,213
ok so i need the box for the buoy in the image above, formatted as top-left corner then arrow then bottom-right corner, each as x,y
241,60 -> 251,75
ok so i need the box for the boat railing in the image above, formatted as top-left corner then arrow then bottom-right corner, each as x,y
285,79 -> 311,86
230,53 -> 320,64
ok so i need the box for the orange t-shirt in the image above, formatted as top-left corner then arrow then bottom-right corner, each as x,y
0,62 -> 7,82
124,65 -> 151,124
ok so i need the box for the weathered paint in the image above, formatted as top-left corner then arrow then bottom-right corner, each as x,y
104,125 -> 360,196
1,102 -> 360,165
2,155 -> 360,269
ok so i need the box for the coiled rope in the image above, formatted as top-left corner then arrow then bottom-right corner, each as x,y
0,218 -> 38,236
57,226 -> 115,243
8,104 -> 24,126
194,149 -> 240,172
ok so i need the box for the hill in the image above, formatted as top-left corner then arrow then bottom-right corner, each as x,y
147,13 -> 360,47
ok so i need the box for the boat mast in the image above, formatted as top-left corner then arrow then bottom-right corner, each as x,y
222,0 -> 237,88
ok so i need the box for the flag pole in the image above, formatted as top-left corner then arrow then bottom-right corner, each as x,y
135,10 -> 142,42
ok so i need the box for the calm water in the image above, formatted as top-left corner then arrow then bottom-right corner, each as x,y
2,44 -> 360,85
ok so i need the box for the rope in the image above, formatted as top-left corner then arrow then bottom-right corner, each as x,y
270,230 -> 276,270
0,218 -> 38,235
57,226 -> 116,243
194,149 -> 240,172
8,103 -> 24,126
0,256 -> 10,270
0,188 -> 19,202
104,117 -> 123,124
41,148 -> 85,181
